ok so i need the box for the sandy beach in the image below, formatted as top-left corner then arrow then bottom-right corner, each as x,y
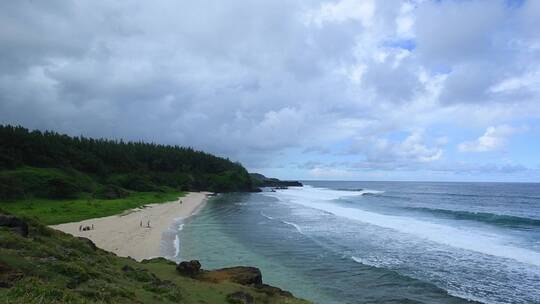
51,192 -> 210,261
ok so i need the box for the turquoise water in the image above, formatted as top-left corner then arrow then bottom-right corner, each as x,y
173,182 -> 540,304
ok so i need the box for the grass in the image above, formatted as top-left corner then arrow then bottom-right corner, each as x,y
0,167 -> 98,200
0,191 -> 185,225
0,215 -> 310,304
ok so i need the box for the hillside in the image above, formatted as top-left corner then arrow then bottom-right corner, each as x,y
0,212 -> 309,304
0,125 -> 254,203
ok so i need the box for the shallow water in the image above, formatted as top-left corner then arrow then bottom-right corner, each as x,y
172,182 -> 540,304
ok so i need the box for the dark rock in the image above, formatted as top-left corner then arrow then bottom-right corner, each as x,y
77,237 -> 97,251
176,260 -> 201,277
226,291 -> 254,304
201,266 -> 262,286
225,267 -> 262,285
0,214 -> 29,237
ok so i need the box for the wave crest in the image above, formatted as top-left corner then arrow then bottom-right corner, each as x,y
409,207 -> 540,228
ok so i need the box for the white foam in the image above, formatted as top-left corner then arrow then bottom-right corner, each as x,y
265,186 -> 540,267
174,234 -> 180,257
260,211 -> 275,220
281,220 -> 303,234
351,256 -> 365,264
360,189 -> 385,195
351,255 -> 404,268
170,218 -> 185,258
265,185 -> 367,201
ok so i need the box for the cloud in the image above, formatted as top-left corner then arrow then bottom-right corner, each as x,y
302,146 -> 332,154
295,160 -> 535,179
347,130 -> 444,169
0,0 -> 539,180
430,162 -> 532,174
489,69 -> 540,94
304,0 -> 375,28
308,167 -> 355,178
416,0 -> 506,66
415,0 -> 540,106
458,125 -> 519,152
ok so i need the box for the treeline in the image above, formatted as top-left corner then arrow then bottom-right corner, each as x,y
0,125 -> 253,200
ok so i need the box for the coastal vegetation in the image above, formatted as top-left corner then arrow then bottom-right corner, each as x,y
0,125 -> 253,202
0,190 -> 184,225
0,212 -> 309,304
0,125 -> 255,223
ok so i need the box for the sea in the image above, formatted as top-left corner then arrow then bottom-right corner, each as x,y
166,181 -> 540,304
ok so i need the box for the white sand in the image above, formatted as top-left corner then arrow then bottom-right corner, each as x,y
51,192 -> 210,261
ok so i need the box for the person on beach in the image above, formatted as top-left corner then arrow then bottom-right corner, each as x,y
91,224 -> 94,230
147,220 -> 151,228
79,225 -> 82,231
140,220 -> 142,227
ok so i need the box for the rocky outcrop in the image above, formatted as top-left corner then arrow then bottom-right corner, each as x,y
176,260 -> 202,277
249,173 -> 303,189
0,214 -> 28,237
175,260 -> 297,299
200,266 -> 263,285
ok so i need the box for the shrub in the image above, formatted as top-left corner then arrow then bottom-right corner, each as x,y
47,178 -> 80,199
0,175 -> 25,201
94,184 -> 129,199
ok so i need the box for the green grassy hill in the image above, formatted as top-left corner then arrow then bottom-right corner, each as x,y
0,213 -> 310,304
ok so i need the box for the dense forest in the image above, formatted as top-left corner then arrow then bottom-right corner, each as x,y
0,125 -> 253,201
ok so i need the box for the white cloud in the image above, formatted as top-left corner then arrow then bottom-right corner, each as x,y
396,2 -> 415,38
489,69 -> 540,93
348,130 -> 443,169
458,125 -> 518,152
304,0 -> 375,28
399,131 -> 443,162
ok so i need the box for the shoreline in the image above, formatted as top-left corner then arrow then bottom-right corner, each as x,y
51,191 -> 210,261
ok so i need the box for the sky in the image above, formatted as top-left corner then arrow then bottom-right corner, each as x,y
1,0 -> 539,182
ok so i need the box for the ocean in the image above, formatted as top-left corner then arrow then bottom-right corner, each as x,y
170,181 -> 540,304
